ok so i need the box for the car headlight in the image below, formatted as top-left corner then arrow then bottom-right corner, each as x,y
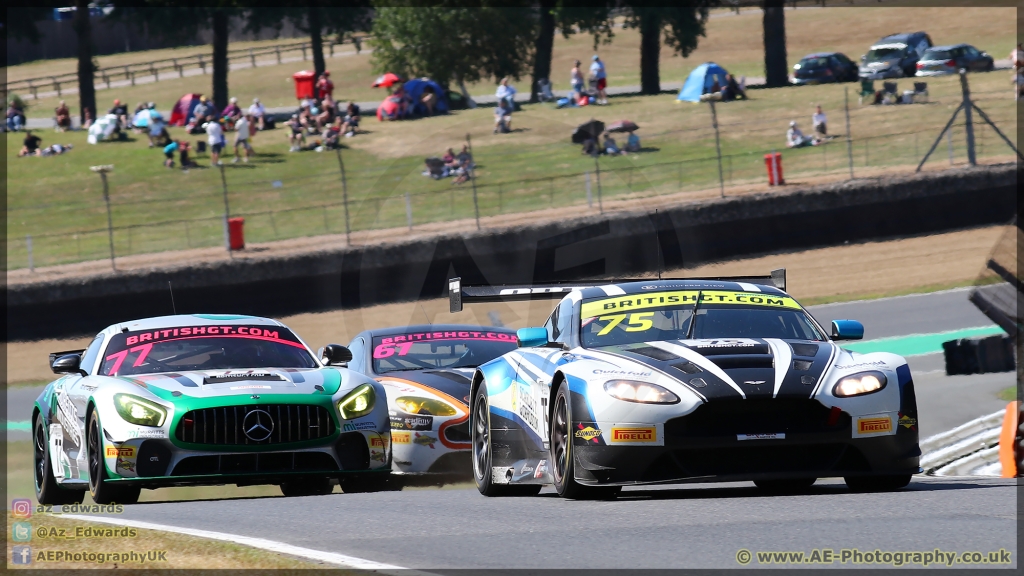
832,371 -> 887,397
113,393 -> 167,427
603,380 -> 679,404
338,384 -> 376,420
394,396 -> 457,416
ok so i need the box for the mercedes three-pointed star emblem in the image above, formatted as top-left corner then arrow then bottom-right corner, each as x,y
242,409 -> 274,442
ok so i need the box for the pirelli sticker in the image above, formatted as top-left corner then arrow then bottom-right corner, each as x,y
581,290 -> 801,319
392,431 -> 412,444
855,415 -> 894,436
607,424 -> 664,446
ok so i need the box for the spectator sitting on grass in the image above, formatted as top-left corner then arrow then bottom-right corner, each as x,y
19,131 -> 42,157
786,120 -> 817,148
248,98 -> 266,130
721,74 -> 747,102
421,85 -> 438,116
286,114 -> 306,152
55,100 -> 72,131
222,97 -> 243,129
625,130 -> 641,153
40,143 -> 72,156
7,100 -> 26,131
341,102 -> 360,137
812,105 -> 827,138
109,99 -> 129,129
581,136 -> 598,156
494,100 -> 512,134
316,95 -> 336,131
298,102 -> 317,133
443,147 -> 459,169
163,139 -> 180,168
453,145 -> 474,184
603,133 -> 623,155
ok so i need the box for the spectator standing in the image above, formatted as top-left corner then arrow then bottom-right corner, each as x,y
496,77 -> 517,110
316,72 -> 335,100
55,100 -> 72,131
812,105 -> 827,137
570,60 -> 584,100
205,119 -> 225,165
19,131 -> 43,156
248,98 -> 266,130
232,114 -> 253,163
494,100 -> 512,133
589,55 -> 608,105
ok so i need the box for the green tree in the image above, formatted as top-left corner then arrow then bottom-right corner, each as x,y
529,1 -> 617,102
623,4 -> 715,96
369,1 -> 535,103
762,0 -> 788,87
73,0 -> 97,124
111,2 -> 241,109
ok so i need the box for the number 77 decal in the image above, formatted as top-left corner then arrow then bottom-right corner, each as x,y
104,343 -> 154,375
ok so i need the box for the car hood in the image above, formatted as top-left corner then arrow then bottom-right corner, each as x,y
376,368 -> 473,406
591,338 -> 836,401
112,368 -> 343,399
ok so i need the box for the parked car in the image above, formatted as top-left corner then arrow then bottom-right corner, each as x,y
859,32 -> 933,79
792,52 -> 859,85
915,44 -> 994,76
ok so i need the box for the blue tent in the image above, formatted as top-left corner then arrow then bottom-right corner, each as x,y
403,78 -> 449,116
677,63 -> 730,102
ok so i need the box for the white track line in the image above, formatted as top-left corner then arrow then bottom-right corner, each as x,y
62,514 -> 433,574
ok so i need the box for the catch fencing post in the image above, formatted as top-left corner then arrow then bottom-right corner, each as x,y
218,164 -> 232,257
592,155 -> 603,213
466,133 -> 481,230
585,172 -> 593,208
959,70 -> 977,166
948,130 -> 954,165
709,99 -> 725,197
334,148 -> 351,245
26,235 -> 34,272
90,165 -> 117,271
405,192 -> 413,230
844,86 -> 854,179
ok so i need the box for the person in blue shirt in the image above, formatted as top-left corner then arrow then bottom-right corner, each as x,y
163,140 -> 179,168
589,55 -> 608,105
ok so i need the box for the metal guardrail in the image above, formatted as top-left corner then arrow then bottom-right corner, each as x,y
919,410 -> 1005,474
4,37 -> 364,101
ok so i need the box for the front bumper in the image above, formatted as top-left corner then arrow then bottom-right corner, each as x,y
859,68 -> 902,79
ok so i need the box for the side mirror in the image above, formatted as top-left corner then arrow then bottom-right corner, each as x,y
51,353 -> 86,376
831,320 -> 864,341
320,344 -> 353,366
516,327 -> 549,348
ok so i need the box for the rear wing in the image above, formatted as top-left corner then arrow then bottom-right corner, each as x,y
448,269 -> 786,312
49,349 -> 85,365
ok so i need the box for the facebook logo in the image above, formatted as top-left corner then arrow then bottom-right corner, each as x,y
12,545 -> 33,564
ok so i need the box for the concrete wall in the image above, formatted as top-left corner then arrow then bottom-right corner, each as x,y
7,164 -> 1018,341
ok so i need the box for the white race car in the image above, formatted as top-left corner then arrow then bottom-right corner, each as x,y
33,314 -> 391,504
449,271 -> 921,499
346,325 -> 519,485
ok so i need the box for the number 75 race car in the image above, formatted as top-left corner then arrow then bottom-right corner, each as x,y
33,314 -> 390,505
449,271 -> 921,499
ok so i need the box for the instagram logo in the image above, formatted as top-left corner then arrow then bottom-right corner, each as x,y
12,498 -> 33,519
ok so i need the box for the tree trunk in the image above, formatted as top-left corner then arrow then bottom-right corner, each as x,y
530,0 -> 556,103
73,0 -> 95,124
639,11 -> 661,95
212,10 -> 229,111
309,4 -> 325,78
762,1 -> 789,88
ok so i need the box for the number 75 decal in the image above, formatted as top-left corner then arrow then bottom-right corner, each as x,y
596,313 -> 654,335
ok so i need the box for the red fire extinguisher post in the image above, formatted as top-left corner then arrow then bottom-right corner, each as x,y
764,152 -> 784,186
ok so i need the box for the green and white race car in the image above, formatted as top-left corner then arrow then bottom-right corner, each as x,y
32,314 -> 390,504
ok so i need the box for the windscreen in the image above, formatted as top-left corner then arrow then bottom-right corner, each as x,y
921,50 -> 951,61
865,46 -> 905,60
372,330 -> 518,374
579,290 -> 824,348
799,57 -> 829,68
100,325 -> 317,376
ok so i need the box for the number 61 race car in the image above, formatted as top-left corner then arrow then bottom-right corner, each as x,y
449,271 -> 921,499
33,314 -> 390,505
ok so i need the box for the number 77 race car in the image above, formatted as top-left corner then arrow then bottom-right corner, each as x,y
448,271 -> 921,499
32,314 -> 390,505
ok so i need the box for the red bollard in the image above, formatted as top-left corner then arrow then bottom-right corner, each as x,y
228,217 -> 245,250
764,152 -> 784,185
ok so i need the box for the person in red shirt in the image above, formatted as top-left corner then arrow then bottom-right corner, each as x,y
316,72 -> 334,100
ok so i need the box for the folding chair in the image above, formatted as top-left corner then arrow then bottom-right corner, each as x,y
913,82 -> 929,103
858,78 -> 875,105
537,78 -> 556,103
881,81 -> 898,105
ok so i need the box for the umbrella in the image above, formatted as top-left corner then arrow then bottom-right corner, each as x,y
373,73 -> 402,88
607,120 -> 639,133
571,119 -> 605,144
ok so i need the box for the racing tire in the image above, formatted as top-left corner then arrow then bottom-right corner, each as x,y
550,380 -> 621,501
754,478 -> 817,494
86,410 -> 141,505
34,415 -> 86,506
471,383 -> 543,497
280,477 -> 334,496
844,474 -> 913,492
339,473 -> 402,493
